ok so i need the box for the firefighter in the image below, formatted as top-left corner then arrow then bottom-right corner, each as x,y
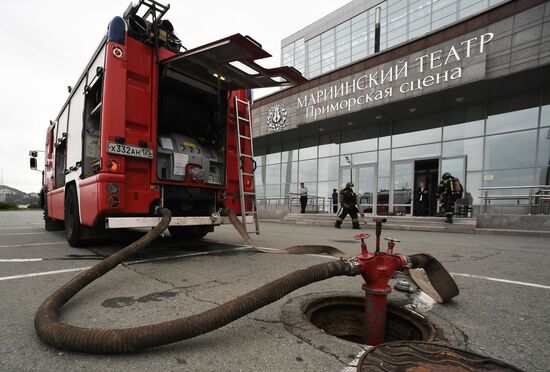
436,172 -> 463,224
335,182 -> 361,229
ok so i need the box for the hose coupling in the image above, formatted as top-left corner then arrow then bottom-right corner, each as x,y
210,212 -> 221,223
340,256 -> 360,276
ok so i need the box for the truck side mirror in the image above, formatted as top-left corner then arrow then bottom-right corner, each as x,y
30,157 -> 37,170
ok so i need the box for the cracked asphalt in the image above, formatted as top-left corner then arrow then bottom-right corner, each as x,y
0,210 -> 549,371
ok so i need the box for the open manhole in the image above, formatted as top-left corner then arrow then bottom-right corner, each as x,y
304,295 -> 435,345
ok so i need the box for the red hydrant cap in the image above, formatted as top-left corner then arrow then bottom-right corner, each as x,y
353,233 -> 371,240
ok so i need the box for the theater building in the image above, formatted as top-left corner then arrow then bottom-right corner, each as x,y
251,0 -> 550,216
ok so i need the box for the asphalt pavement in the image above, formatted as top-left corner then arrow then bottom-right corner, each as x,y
0,210 -> 548,371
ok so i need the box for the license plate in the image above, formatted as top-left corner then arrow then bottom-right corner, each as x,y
107,142 -> 154,159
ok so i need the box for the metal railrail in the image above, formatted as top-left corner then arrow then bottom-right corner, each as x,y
478,185 -> 550,215
256,193 -> 331,213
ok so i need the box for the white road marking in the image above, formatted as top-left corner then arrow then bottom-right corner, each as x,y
2,241 -> 549,292
0,242 -> 65,248
0,232 -> 45,236
126,246 -> 251,265
0,258 -> 43,262
0,227 -> 37,230
0,246 -> 251,281
0,267 -> 91,281
451,273 -> 550,289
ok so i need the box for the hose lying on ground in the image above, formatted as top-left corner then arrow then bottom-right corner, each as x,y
34,208 -> 354,353
408,254 -> 459,303
224,208 -> 459,303
222,208 -> 348,257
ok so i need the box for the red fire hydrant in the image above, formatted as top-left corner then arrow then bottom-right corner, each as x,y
353,218 -> 409,346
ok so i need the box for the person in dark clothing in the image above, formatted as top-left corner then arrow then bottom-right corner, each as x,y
298,182 -> 308,214
335,182 -> 361,229
332,189 -> 338,213
415,181 -> 429,216
436,173 -> 463,223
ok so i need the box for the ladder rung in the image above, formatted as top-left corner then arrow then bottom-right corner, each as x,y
237,116 -> 250,122
239,135 -> 252,140
240,154 -> 253,158
235,98 -> 249,105
242,172 -> 254,177
243,192 -> 256,195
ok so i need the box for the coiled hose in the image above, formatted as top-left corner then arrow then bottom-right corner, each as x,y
34,208 -> 354,353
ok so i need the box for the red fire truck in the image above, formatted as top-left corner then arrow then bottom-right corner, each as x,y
31,0 -> 305,246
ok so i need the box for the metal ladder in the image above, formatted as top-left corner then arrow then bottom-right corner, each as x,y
234,96 -> 260,234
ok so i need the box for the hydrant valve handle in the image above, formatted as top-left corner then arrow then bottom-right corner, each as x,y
353,233 -> 371,240
384,237 -> 401,243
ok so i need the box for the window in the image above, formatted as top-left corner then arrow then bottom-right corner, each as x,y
318,143 -> 339,158
486,93 -> 540,134
265,164 -> 281,184
443,138 -> 484,171
265,152 -> 281,165
82,67 -> 104,178
341,137 -> 378,154
352,151 -> 377,164
484,130 -> 537,170
306,36 -> 321,78
459,0 -> 488,19
281,161 -> 298,184
537,127 -> 550,166
392,143 -> 441,161
299,146 -> 318,160
282,43 -> 294,66
444,103 -> 485,140
318,156 -> 339,181
299,159 -> 318,182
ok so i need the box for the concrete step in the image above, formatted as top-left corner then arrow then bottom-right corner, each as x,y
475,228 -> 550,238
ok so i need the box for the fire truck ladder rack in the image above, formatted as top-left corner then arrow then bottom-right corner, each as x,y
235,96 -> 260,235
124,0 -> 169,21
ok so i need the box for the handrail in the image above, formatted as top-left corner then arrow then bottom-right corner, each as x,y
287,193 -> 328,213
479,185 -> 549,190
478,185 -> 550,215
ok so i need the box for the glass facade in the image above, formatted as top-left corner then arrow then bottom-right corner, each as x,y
282,0 -> 508,78
254,88 -> 550,209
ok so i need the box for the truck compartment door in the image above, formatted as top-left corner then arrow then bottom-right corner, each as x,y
160,34 -> 307,90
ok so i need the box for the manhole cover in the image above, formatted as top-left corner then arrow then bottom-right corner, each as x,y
304,295 -> 435,345
357,341 -> 523,371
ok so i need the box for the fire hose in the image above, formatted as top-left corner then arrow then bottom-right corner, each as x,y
35,208 -> 458,353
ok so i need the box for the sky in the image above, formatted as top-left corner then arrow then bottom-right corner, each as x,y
0,0 -> 350,193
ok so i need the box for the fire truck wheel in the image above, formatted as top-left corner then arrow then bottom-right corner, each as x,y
168,226 -> 209,240
64,185 -> 84,247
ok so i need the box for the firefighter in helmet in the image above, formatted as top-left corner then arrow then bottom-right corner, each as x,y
335,182 -> 361,229
436,172 -> 463,224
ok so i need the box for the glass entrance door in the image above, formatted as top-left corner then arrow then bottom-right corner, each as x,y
391,161 -> 414,215
441,156 -> 467,186
340,164 -> 377,215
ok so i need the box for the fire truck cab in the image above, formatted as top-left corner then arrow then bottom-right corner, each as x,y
36,0 -> 305,246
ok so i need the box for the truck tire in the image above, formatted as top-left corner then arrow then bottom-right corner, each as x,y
64,185 -> 84,247
168,226 -> 209,240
